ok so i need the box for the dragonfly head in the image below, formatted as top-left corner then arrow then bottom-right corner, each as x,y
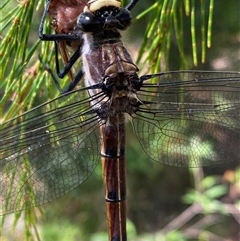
77,1 -> 132,33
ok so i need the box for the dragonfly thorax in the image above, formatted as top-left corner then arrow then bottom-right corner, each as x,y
102,72 -> 140,96
96,92 -> 141,122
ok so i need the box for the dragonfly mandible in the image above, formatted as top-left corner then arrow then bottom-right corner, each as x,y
1,0 -> 240,240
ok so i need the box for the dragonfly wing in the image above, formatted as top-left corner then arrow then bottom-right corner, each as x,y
0,90 -> 101,214
132,71 -> 240,167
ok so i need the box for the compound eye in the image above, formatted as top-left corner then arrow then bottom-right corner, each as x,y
77,12 -> 104,33
115,8 -> 132,30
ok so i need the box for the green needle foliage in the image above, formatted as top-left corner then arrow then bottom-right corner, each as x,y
136,0 -> 214,72
1,0 -> 69,121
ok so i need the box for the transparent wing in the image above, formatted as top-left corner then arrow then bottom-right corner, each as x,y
133,71 -> 240,167
0,88 -> 105,215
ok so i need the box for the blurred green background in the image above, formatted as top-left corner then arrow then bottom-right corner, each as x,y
1,0 -> 239,240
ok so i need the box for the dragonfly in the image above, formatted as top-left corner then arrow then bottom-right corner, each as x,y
1,0 -> 240,240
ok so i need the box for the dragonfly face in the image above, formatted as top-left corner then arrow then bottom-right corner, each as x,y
78,0 -> 131,33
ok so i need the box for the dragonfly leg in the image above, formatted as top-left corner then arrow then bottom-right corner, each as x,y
53,43 -> 81,79
126,0 -> 139,11
39,55 -> 84,94
62,69 -> 84,94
